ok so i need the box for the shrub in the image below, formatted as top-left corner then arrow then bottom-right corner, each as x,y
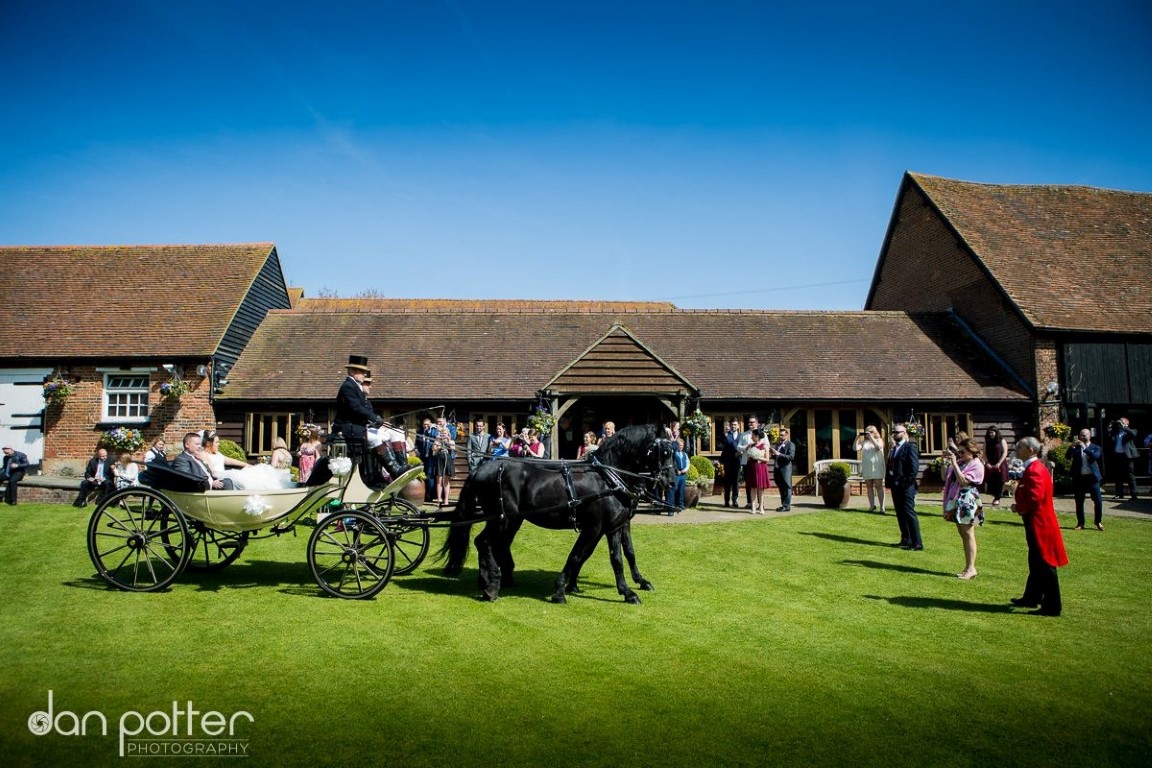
407,453 -> 427,481
818,462 -> 851,490
686,465 -> 700,484
690,455 -> 715,479
1046,441 -> 1073,494
219,438 -> 247,462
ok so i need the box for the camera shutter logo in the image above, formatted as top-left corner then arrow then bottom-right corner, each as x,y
28,711 -> 52,736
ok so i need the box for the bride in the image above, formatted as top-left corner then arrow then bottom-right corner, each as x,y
200,431 -> 296,491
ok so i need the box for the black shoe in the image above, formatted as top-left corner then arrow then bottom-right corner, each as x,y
891,542 -> 911,548
1027,608 -> 1061,617
1010,597 -> 1039,608
1131,497 -> 1139,502
908,544 -> 924,551
1112,495 -> 1124,500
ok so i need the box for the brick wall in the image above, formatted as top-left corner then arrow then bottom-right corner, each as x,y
870,185 -> 1037,387
42,365 -> 217,473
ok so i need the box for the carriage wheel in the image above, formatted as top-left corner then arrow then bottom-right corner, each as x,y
87,488 -> 190,592
307,509 -> 395,599
184,523 -> 250,572
373,497 -> 431,576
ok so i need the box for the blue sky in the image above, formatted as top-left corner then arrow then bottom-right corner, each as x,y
2,0 -> 1150,309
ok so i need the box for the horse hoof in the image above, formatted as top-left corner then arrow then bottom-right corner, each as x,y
479,591 -> 499,602
565,584 -> 582,594
639,580 -> 655,592
551,593 -> 567,604
624,593 -> 641,605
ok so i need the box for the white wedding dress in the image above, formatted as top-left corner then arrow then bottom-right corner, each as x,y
203,451 -> 295,491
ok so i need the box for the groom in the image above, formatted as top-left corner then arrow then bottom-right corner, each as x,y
171,433 -> 232,490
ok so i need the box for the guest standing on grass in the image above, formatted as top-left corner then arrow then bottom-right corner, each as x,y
984,427 -> 1009,507
885,424 -> 922,550
1069,428 -> 1104,531
942,438 -> 985,580
1010,436 -> 1067,617
854,425 -> 886,513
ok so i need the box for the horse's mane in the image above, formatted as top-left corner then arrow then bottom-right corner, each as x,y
594,424 -> 662,467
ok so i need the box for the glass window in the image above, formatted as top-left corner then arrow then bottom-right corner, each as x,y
245,412 -> 300,458
104,375 -> 149,423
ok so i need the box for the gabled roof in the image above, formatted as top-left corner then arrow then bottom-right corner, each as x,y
0,243 -> 280,358
221,305 -> 1027,403
894,173 -> 1152,333
544,324 -> 697,394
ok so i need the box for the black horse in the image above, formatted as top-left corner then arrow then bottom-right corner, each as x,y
438,424 -> 676,603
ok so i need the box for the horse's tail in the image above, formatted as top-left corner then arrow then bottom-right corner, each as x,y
435,476 -> 477,576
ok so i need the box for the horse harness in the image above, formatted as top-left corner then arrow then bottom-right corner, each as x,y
477,451 -> 666,533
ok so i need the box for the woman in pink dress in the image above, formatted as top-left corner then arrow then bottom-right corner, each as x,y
297,427 -> 321,483
743,429 -> 773,514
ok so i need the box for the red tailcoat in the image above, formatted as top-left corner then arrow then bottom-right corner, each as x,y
1016,460 -> 1069,567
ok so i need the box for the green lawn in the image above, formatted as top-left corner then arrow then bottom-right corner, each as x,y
1,502 -> 1150,767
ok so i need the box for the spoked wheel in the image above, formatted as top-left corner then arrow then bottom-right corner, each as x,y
307,509 -> 395,599
87,488 -> 190,592
184,522 -> 249,572
373,497 -> 431,576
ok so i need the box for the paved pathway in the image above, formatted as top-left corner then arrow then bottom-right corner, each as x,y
633,489 -> 1152,525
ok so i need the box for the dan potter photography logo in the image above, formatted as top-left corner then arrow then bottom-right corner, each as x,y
27,690 -> 254,757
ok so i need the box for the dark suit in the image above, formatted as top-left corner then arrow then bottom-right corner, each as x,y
333,376 -> 378,455
74,455 -> 116,506
719,429 -> 742,507
772,439 -> 796,509
1108,423 -> 1139,499
885,440 -> 921,548
170,451 -> 233,490
1,450 -> 30,504
1069,441 -> 1104,527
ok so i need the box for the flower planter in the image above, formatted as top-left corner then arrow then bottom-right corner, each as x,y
684,485 -> 701,509
403,479 -> 426,504
821,483 -> 851,509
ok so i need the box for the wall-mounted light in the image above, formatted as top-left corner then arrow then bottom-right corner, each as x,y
1045,380 -> 1059,397
196,364 -> 209,378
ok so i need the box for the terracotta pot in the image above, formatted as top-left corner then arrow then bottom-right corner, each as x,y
821,483 -> 851,509
684,485 -> 701,508
697,479 -> 714,497
403,479 -> 426,503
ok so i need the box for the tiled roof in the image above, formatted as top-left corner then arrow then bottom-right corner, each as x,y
221,308 -> 1027,403
0,243 -> 278,358
909,173 -> 1152,333
296,298 -> 677,313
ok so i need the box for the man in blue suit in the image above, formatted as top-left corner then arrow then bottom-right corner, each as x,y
1070,428 -> 1104,530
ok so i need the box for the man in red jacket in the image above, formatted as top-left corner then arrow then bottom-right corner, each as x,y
1010,436 -> 1068,616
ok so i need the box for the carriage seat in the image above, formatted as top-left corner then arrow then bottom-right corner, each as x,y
140,463 -> 211,493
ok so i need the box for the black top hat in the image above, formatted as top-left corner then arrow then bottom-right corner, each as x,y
346,354 -> 370,372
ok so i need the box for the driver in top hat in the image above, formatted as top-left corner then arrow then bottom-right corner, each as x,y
333,354 -> 379,455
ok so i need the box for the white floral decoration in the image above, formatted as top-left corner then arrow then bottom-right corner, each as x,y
329,457 -> 353,477
243,495 -> 271,516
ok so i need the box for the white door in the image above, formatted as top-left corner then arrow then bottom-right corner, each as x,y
0,368 -> 51,465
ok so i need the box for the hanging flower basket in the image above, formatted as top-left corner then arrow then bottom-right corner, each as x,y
1043,422 -> 1071,441
527,406 -> 555,434
43,377 -> 76,405
766,424 -> 781,443
904,421 -> 924,439
681,409 -> 711,438
102,427 -> 145,453
159,377 -> 191,400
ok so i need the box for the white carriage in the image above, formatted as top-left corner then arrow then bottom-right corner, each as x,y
86,426 -> 432,600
